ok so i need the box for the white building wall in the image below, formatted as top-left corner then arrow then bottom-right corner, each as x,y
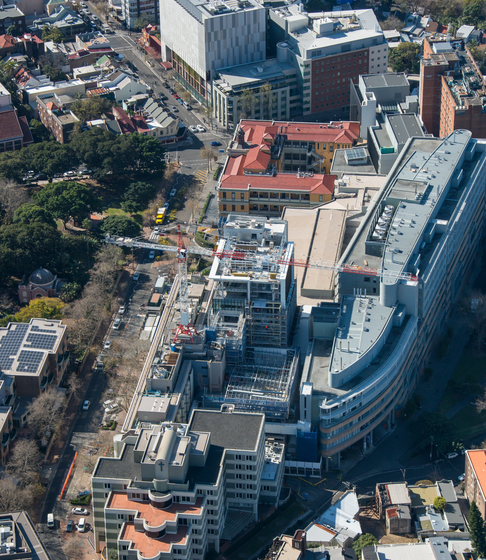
368,44 -> 388,74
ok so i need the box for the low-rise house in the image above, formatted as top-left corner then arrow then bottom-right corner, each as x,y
36,92 -> 79,142
141,97 -> 182,143
0,5 -> 26,36
363,536 -> 475,560
30,6 -> 85,40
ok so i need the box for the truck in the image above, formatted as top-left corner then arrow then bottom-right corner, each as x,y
156,207 -> 166,224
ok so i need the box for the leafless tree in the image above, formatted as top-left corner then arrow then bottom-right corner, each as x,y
7,439 -> 42,485
0,479 -> 33,514
27,389 -> 67,440
200,147 -> 217,171
0,179 -> 30,224
66,373 -> 84,401
380,16 -> 405,30
0,292 -> 13,312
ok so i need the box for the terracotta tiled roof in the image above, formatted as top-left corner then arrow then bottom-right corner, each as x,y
221,173 -> 336,195
18,116 -> 33,145
467,450 -> 486,499
46,101 -> 58,110
0,109 -> 23,141
0,34 -> 16,49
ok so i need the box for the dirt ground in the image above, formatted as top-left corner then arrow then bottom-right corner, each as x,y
359,505 -> 418,544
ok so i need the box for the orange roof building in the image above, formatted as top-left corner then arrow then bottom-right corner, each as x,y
218,119 -> 359,217
465,450 -> 486,518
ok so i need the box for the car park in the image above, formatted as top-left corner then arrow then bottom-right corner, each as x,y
66,520 -> 74,532
149,250 -> 155,259
82,400 -> 90,410
197,125 -> 205,132
446,452 -> 458,459
210,141 -> 222,146
104,340 -> 111,349
170,188 -> 177,197
113,318 -> 121,330
72,508 -> 89,515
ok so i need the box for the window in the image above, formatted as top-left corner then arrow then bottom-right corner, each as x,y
104,483 -> 111,489
241,205 -> 244,211
319,195 -> 323,202
231,192 -> 235,199
232,205 -> 236,211
223,205 -> 227,211
222,192 -> 226,198
240,193 -> 244,199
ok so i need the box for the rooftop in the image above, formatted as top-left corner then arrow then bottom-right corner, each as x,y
362,74 -> 409,89
466,449 -> 486,496
214,57 -> 296,91
120,523 -> 188,557
0,319 -> 65,377
0,512 -> 52,560
94,441 -> 142,480
168,0 -> 263,23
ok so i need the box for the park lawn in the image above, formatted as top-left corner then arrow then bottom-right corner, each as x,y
436,351 -> 486,416
104,206 -> 144,227
225,499 -> 308,560
451,404 -> 486,436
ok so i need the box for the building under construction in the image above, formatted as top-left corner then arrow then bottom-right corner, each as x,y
202,347 -> 300,419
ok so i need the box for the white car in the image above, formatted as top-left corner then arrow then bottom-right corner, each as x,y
149,250 -> 155,259
113,318 -> 121,330
189,125 -> 197,133
170,189 -> 176,197
163,202 -> 169,208
196,125 -> 205,133
446,452 -> 458,459
118,305 -> 126,315
82,400 -> 90,410
104,340 -> 111,349
63,170 -> 76,177
71,508 -> 89,515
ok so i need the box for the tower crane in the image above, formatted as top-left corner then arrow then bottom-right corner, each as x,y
105,231 -> 418,341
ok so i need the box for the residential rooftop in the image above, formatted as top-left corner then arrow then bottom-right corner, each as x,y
0,512 -> 52,560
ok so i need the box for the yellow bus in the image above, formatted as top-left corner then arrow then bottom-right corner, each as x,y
156,207 -> 166,224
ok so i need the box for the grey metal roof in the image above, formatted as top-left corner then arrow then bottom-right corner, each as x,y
387,114 -> 424,145
188,410 -> 264,451
438,481 -> 457,503
362,73 -> 409,89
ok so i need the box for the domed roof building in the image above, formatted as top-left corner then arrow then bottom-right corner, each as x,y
18,268 -> 65,304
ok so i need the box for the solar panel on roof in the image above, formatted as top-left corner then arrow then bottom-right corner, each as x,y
345,147 -> 367,161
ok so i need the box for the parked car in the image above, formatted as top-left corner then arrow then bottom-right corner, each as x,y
183,101 -> 191,110
82,400 -> 90,410
113,318 -> 121,330
177,98 -> 184,105
210,141 -> 222,146
33,173 -> 48,181
458,473 -> 465,481
189,125 -> 197,133
170,105 -> 178,112
197,125 -> 205,133
149,250 -> 155,259
119,305 -> 126,315
104,340 -> 111,349
163,201 -> 169,208
446,452 -> 458,459
71,508 -> 89,515
133,272 -> 140,281
105,403 -> 121,414
77,518 -> 86,533
170,188 -> 177,197
63,170 -> 76,177
66,520 -> 74,533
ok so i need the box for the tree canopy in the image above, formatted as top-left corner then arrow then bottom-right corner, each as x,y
469,501 -> 486,556
389,42 -> 421,73
410,411 -> 454,454
34,181 -> 101,225
100,214 -> 141,237
121,181 -> 157,212
433,496 -> 446,512
71,96 -> 115,123
42,25 -> 64,43
353,534 -> 379,559
13,204 -> 56,228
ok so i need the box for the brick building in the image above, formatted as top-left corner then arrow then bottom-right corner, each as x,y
465,450 -> 486,518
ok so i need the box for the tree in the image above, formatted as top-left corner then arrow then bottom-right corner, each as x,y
7,439 -> 42,485
14,298 -> 65,323
6,25 -> 20,36
200,146 -> 217,171
260,81 -> 276,119
34,181 -> 101,225
133,15 -> 150,31
122,181 -> 157,212
389,42 -> 421,73
24,142 -> 76,178
380,16 -> 405,30
433,496 -> 446,511
61,281 -> 82,302
100,214 -> 140,237
42,25 -> 64,43
27,389 -> 67,440
239,88 -> 255,118
353,534 -> 379,559
71,97 -> 114,123
469,501 -> 486,557
469,41 -> 486,72
66,372 -> 84,400
13,203 -> 56,228
38,53 -> 67,82
0,179 -> 31,225
410,411 -> 454,454
181,91 -> 192,103
0,479 -> 33,514
29,118 -> 51,143
128,133 -> 166,174
0,151 -> 25,182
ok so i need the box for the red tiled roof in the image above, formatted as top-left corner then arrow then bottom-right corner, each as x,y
0,109 -> 23,141
18,116 -> 33,145
113,107 -> 149,134
221,173 -> 336,195
0,35 -> 16,49
467,450 -> 486,499
46,102 -> 58,110
87,87 -> 110,96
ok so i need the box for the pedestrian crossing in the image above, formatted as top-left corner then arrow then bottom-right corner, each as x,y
194,169 -> 207,183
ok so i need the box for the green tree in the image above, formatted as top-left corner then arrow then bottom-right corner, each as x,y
410,411 -> 454,454
100,214 -> 140,237
71,97 -> 114,123
461,0 -> 486,26
353,534 -> 379,559
122,181 -> 157,210
260,81 -> 276,119
133,15 -> 149,31
42,25 -> 64,43
389,42 -> 421,73
6,25 -> 20,36
14,297 -> 65,322
0,151 -> 26,182
34,181 -> 101,225
29,118 -> 51,143
128,134 -> 166,174
60,282 -> 82,302
433,496 -> 446,511
469,501 -> 486,557
240,88 -> 256,118
70,128 -> 125,178
13,203 -> 56,228
24,142 -> 76,178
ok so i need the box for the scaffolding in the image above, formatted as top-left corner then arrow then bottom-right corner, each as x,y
203,347 -> 300,419
209,311 -> 246,365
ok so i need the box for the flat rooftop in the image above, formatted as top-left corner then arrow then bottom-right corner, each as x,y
341,131 -> 472,284
121,523 -> 188,555
214,57 -> 295,90
283,206 -> 345,303
94,442 -> 142,480
172,0 -> 263,21
362,73 -> 409,89
0,319 -> 65,377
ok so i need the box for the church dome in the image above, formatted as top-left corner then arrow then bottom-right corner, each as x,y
29,268 -> 55,286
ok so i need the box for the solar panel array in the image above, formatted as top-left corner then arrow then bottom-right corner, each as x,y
0,324 -> 29,371
345,147 -> 367,161
0,323 -> 59,373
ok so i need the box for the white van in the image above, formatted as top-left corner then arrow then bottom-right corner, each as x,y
47,513 -> 54,529
102,23 -> 112,34
77,518 -> 86,533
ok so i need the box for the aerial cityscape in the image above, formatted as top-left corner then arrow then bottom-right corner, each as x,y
1,0 -> 486,559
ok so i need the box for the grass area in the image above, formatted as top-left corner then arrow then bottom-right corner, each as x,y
104,206 -> 144,226
225,498 -> 308,560
452,404 -> 486,434
436,351 -> 486,415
